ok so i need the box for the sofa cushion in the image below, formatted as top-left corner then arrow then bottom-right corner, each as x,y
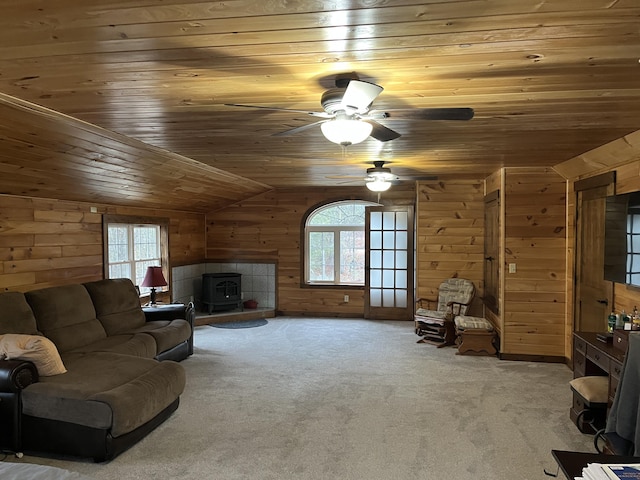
83,278 -> 146,335
25,284 -> 106,353
0,333 -> 67,376
21,352 -> 186,437
0,291 -> 40,335
64,332 -> 157,359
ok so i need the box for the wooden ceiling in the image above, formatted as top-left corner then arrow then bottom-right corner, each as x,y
0,0 -> 639,211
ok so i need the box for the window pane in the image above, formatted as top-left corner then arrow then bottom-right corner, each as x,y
395,270 -> 407,289
382,289 -> 395,307
370,211 -> 382,230
396,251 -> 408,269
370,269 -> 382,288
308,202 -> 367,226
396,289 -> 407,308
383,251 -> 395,268
383,231 -> 395,249
340,231 -> 365,284
396,231 -> 408,250
134,226 -> 159,260
383,270 -> 395,288
370,289 -> 382,307
396,212 -> 408,230
308,231 -> 334,281
370,250 -> 382,268
370,231 -> 382,249
383,212 -> 395,229
109,263 -> 131,279
108,226 -> 129,262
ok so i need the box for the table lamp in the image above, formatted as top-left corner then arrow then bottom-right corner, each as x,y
141,266 -> 167,306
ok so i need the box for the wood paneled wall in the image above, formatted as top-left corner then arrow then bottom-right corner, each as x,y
501,168 -> 567,358
556,129 -> 640,359
0,195 -> 205,293
205,185 -> 415,317
415,179 -> 486,316
484,170 -> 504,339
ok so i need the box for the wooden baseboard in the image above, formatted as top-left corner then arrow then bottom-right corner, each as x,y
499,353 -> 566,363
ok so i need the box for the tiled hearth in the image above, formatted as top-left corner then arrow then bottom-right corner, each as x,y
171,262 -> 276,325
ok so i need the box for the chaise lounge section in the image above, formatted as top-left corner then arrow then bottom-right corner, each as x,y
0,278 -> 193,462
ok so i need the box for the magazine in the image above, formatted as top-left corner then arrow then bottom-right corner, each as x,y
578,463 -> 640,480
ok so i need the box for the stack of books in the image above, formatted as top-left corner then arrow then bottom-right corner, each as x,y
578,463 -> 640,479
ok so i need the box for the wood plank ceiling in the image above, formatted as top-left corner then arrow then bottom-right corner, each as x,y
0,0 -> 638,211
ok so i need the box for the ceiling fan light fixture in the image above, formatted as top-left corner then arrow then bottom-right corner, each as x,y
320,117 -> 372,146
365,178 -> 392,192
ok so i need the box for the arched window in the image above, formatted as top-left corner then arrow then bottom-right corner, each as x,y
304,200 -> 378,285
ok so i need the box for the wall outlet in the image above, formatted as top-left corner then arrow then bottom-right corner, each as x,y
90,206 -> 98,213
509,263 -> 517,273
344,294 -> 349,303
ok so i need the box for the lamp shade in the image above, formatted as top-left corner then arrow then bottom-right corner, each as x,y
366,178 -> 393,192
141,266 -> 167,288
321,117 -> 372,146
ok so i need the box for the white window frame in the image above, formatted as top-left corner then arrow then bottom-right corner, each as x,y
304,200 -> 377,286
102,214 -> 169,297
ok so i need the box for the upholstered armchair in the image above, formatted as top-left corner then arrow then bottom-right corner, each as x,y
414,278 -> 476,347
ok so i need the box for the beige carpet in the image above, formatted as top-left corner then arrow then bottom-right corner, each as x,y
4,318 -> 593,479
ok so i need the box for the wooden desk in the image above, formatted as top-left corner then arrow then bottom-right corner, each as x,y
551,450 -> 640,479
571,332 -> 625,433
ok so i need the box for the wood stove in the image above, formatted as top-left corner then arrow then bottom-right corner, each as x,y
202,273 -> 242,314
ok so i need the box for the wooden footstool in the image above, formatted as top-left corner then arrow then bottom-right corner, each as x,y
453,315 -> 498,356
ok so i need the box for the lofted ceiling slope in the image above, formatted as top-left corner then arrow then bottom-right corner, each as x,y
0,0 -> 639,211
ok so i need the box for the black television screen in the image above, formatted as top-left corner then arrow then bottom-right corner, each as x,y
604,191 -> 640,286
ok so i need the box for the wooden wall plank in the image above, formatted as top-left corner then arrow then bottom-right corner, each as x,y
501,168 -> 567,357
416,178 -> 485,316
0,194 -> 205,293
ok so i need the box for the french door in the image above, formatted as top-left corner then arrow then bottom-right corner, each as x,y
364,205 -> 414,320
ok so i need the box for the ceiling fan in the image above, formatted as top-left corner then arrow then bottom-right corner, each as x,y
225,74 -> 474,146
329,161 -> 437,192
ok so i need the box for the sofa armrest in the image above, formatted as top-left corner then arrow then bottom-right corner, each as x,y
0,359 -> 39,393
142,302 -> 195,356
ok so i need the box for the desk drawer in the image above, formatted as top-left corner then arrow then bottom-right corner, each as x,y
586,345 -> 610,371
574,335 -> 587,355
573,351 -> 587,377
609,360 -> 623,403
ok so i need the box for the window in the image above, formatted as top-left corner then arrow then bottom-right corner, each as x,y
304,200 -> 377,285
627,210 -> 640,285
103,215 -> 169,296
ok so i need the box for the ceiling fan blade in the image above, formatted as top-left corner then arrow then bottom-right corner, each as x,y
225,103 -> 331,118
341,80 -> 383,112
272,119 -> 327,137
369,108 -> 474,121
364,120 -> 401,142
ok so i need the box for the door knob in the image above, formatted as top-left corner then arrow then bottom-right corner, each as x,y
597,299 -> 609,305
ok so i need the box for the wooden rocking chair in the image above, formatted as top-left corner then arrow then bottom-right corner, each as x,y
414,278 -> 476,347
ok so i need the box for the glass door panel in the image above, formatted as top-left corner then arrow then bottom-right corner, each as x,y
365,206 -> 414,320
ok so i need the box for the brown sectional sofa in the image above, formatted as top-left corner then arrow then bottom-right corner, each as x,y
0,278 -> 194,462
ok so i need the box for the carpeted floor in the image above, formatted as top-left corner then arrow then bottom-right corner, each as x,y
3,318 -> 594,479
